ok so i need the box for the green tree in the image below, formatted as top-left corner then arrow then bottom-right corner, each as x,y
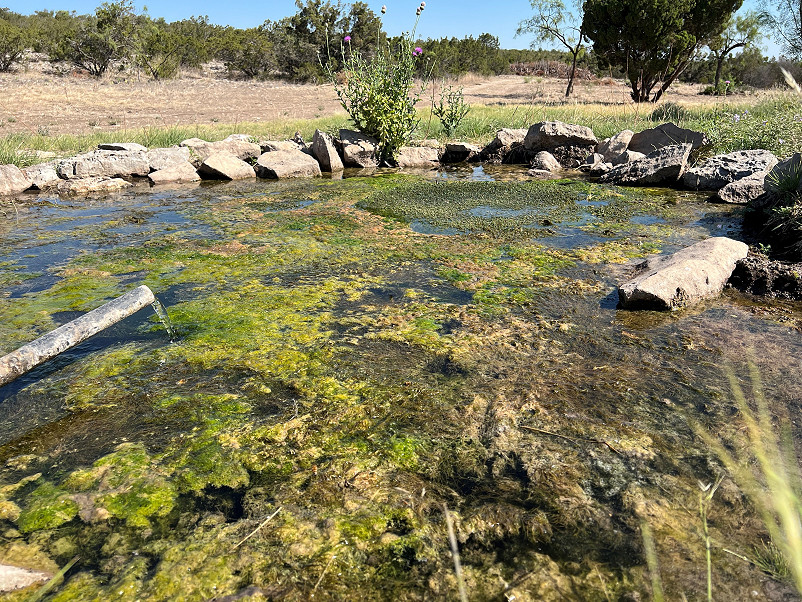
582,0 -> 744,102
215,24 -> 276,78
134,15 -> 214,79
517,0 -> 586,97
708,12 -> 763,89
0,17 -> 29,72
760,0 -> 802,58
58,0 -> 136,76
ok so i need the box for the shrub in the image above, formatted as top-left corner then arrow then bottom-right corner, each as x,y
0,18 -> 28,72
432,84 -> 470,138
324,3 -> 431,163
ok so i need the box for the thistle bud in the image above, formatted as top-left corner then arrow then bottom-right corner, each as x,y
416,7 -> 421,14
381,5 -> 386,13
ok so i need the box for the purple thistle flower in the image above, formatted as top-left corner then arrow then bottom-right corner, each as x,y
344,35 -> 352,42
414,47 -> 423,56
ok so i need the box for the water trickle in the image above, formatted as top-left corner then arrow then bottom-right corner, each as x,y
151,298 -> 177,341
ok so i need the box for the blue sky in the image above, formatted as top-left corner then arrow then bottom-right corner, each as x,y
2,0 -> 781,54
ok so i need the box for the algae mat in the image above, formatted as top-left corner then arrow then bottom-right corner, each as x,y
0,174 -> 800,600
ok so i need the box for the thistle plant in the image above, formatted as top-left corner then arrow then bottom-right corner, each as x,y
432,84 -> 470,138
324,2 -> 431,164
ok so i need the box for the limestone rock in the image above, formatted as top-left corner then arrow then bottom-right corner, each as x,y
531,151 -> 561,172
0,564 -> 50,593
395,146 -> 439,168
682,149 -> 778,190
22,163 -> 60,190
611,150 -> 646,166
597,130 -> 633,162
181,138 -> 261,166
493,128 -> 529,149
730,254 -> 802,300
628,123 -> 707,154
310,130 -> 343,172
527,169 -> 560,180
0,164 -> 33,195
198,153 -> 256,180
339,129 -> 379,168
146,147 -> 191,172
148,162 -> 200,185
600,144 -> 693,186
254,150 -> 321,179
717,173 -> 767,204
442,142 -> 480,163
57,150 -> 150,179
524,121 -> 597,151
764,153 -> 802,194
98,142 -> 147,152
618,237 -> 749,310
58,177 -> 131,196
260,140 -> 306,154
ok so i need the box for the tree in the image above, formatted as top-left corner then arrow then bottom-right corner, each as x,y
517,0 -> 585,97
0,18 -> 29,72
707,12 -> 763,90
583,0 -> 744,102
760,0 -> 802,59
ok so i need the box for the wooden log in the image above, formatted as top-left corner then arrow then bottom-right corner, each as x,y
0,285 -> 157,388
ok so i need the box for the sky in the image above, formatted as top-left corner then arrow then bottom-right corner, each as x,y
1,0 -> 783,55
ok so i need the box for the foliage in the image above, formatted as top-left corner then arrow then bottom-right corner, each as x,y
760,0 -> 802,59
707,12 -> 763,89
0,17 -> 29,71
517,0 -> 586,97
216,24 -> 277,78
582,0 -> 744,102
134,16 -> 213,79
325,4 -> 430,163
432,84 -> 470,137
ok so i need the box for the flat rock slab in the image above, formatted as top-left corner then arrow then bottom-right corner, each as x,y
255,150 -> 321,179
597,130 -> 633,162
339,129 -> 379,168
524,121 -> 597,151
683,149 -> 778,190
98,142 -> 147,152
600,143 -> 692,186
628,123 -> 707,154
442,142 -> 480,163
0,164 -> 33,195
181,138 -> 261,166
618,237 -> 749,310
146,147 -> 191,172
0,564 -> 50,592
198,154 -> 256,180
396,146 -> 439,168
310,130 -> 343,172
148,161 -> 200,185
22,163 -> 61,190
57,150 -> 150,179
58,177 -> 132,196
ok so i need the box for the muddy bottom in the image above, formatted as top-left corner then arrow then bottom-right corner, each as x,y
0,171 -> 799,601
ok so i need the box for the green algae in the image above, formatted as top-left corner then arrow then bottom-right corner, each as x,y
0,175 -> 797,600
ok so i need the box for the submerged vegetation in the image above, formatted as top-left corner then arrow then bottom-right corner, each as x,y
0,173 -> 800,599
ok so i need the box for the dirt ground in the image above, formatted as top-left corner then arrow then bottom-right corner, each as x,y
0,68 -> 775,137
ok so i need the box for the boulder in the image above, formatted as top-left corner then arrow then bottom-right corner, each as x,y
98,142 -> 147,152
57,150 -> 150,179
339,129 -> 379,168
479,128 -> 529,163
531,151 -> 562,172
600,143 -> 693,186
618,237 -> 749,310
0,564 -> 50,593
628,123 -> 707,154
596,130 -> 633,162
180,138 -> 261,166
682,149 -> 778,190
260,140 -> 306,154
527,169 -> 561,180
58,177 -> 131,196
717,173 -> 767,204
0,164 -> 32,195
254,150 -> 321,179
493,128 -> 529,149
310,130 -> 343,172
524,121 -> 597,151
146,147 -> 191,172
730,254 -> 802,300
611,150 -> 646,166
198,153 -> 256,180
442,142 -> 480,163
764,153 -> 802,194
22,162 -> 60,190
395,146 -> 439,168
148,162 -> 200,185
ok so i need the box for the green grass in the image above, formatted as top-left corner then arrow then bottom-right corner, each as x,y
1,94 -> 800,167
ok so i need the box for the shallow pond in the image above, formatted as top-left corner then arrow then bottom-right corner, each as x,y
0,168 -> 800,601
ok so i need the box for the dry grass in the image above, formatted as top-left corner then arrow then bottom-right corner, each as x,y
0,70 -> 785,139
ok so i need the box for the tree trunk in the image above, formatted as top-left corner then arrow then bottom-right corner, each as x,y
0,285 -> 158,388
565,49 -> 579,97
714,54 -> 724,90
